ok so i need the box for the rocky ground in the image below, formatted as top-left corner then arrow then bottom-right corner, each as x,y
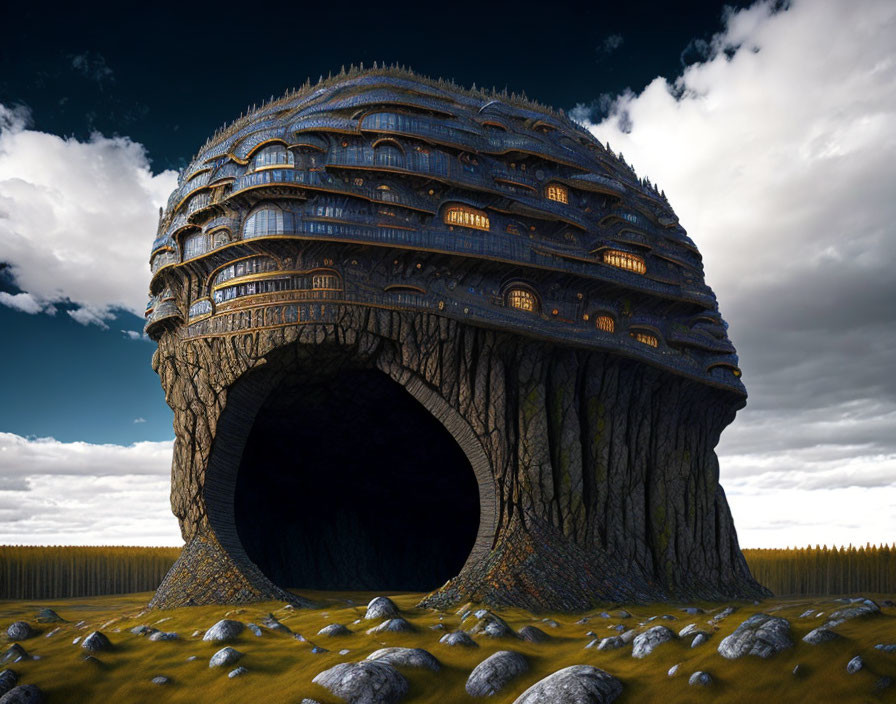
0,591 -> 894,703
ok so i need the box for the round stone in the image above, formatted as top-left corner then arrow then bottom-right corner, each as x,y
512,665 -> 623,703
364,597 -> 399,621
688,671 -> 712,687
313,661 -> 408,704
4,624 -> 34,642
466,651 -> 529,697
366,647 -> 441,671
202,619 -> 244,643
209,647 -> 244,668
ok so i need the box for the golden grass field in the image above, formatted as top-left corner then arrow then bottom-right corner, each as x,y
1,590 -> 894,703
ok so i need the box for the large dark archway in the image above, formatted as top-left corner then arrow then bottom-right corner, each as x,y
232,367 -> 481,591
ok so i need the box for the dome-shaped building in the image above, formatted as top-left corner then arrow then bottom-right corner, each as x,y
148,66 -> 766,609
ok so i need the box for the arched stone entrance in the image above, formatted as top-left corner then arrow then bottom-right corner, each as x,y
232,367 -> 480,591
164,341 -> 499,605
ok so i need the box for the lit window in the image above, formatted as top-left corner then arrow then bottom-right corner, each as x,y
596,315 -> 615,333
506,287 -> 538,312
443,205 -> 490,231
311,273 -> 340,290
252,145 -> 294,170
632,331 -> 659,347
183,232 -> 207,260
602,249 -> 646,274
545,183 -> 569,204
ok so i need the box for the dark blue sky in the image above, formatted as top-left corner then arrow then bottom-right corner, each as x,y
0,0 -> 753,445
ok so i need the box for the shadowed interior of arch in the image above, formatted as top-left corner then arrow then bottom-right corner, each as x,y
234,368 -> 480,591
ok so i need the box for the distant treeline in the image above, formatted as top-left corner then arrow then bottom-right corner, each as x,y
0,546 -> 181,600
1,544 -> 894,600
743,544 -> 896,596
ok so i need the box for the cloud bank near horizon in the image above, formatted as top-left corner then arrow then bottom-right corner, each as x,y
572,0 -> 896,548
0,104 -> 178,327
0,432 -> 181,546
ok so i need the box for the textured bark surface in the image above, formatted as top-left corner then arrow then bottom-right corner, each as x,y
150,306 -> 768,610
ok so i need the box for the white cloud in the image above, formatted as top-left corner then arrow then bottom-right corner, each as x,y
0,104 -> 178,325
133,417 -> 147,424
573,0 -> 896,548
0,291 -> 53,315
0,432 -> 181,545
121,328 -> 150,342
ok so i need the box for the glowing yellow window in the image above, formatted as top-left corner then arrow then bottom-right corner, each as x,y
596,315 -> 615,333
311,274 -> 339,290
632,331 -> 659,347
545,183 -> 569,204
602,249 -> 646,274
507,288 -> 537,312
444,205 -> 490,232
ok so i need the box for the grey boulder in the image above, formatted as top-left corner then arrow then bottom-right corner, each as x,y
4,625 -> 34,642
465,610 -> 516,639
678,623 -> 699,638
313,661 -> 408,704
130,625 -> 157,636
802,628 -> 840,645
0,686 -> 44,704
711,606 -> 738,621
690,633 -> 710,648
512,665 -> 622,704
34,609 -> 63,624
519,626 -> 550,643
466,651 -> 529,697
631,626 -> 676,658
594,637 -> 624,651
366,647 -> 440,672
366,618 -> 413,635
151,676 -> 171,685
847,655 -> 863,674
0,670 -> 17,697
717,614 -> 793,659
364,597 -> 399,621
0,646 -> 27,665
439,631 -> 478,648
824,600 -> 880,628
148,631 -> 179,641
209,647 -> 244,668
228,666 -> 248,678
688,671 -> 712,687
81,631 -> 112,652
203,619 -> 245,643
318,623 -> 352,637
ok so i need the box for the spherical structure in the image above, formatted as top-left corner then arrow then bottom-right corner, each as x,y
147,67 -> 766,610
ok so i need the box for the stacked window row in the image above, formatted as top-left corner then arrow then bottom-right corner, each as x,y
212,272 -> 342,304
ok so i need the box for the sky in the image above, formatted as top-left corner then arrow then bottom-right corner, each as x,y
0,0 -> 893,548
